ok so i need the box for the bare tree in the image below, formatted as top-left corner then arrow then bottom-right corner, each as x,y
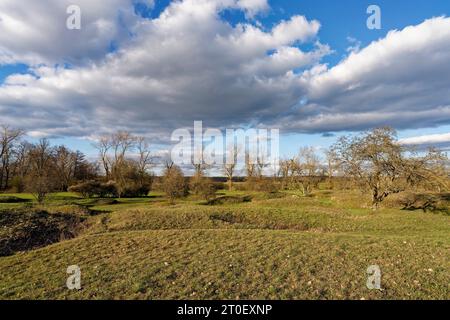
332,127 -> 449,210
0,126 -> 24,189
10,141 -> 32,192
298,146 -> 319,176
93,136 -> 112,178
111,131 -> 136,164
136,136 -> 153,181
325,148 -> 339,189
245,150 -> 256,179
279,158 -> 291,189
223,143 -> 241,191
54,145 -> 77,191
26,139 -> 57,203
192,147 -> 210,178
256,153 -> 268,179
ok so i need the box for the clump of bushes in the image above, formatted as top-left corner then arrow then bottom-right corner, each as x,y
382,191 -> 450,214
162,165 -> 188,204
120,183 -> 151,198
248,178 -> 279,193
399,192 -> 449,213
190,175 -> 217,201
68,180 -> 118,198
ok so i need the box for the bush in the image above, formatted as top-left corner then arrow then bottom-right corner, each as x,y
10,176 -> 25,193
68,180 -> 118,198
190,176 -> 217,201
121,183 -> 151,198
245,177 -> 279,193
162,166 -> 188,204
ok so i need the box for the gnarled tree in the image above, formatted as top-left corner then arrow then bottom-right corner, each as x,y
332,127 -> 449,209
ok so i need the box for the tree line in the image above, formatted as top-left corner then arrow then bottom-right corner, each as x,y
0,125 -> 448,209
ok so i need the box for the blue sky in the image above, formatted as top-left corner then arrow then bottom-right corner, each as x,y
1,0 -> 450,159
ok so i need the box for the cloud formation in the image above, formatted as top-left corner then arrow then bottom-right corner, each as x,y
0,0 -> 156,66
399,132 -> 450,150
0,0 -> 449,142
285,16 -> 450,133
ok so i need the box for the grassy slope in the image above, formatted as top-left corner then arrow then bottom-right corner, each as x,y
0,190 -> 448,299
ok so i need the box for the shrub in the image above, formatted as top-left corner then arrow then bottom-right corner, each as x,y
68,180 -> 118,198
121,183 -> 151,198
162,165 -> 188,204
190,175 -> 217,201
245,177 -> 279,193
10,176 -> 25,193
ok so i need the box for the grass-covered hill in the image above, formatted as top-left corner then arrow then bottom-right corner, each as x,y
0,189 -> 448,299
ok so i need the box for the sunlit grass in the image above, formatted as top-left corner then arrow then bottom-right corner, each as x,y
0,189 -> 448,299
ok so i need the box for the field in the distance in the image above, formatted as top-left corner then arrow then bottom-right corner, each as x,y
0,189 -> 448,300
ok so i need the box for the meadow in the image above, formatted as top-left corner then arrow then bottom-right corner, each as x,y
0,187 -> 448,300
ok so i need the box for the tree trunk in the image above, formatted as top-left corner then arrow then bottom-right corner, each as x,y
372,188 -> 380,210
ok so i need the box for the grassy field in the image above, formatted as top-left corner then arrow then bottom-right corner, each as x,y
0,189 -> 448,300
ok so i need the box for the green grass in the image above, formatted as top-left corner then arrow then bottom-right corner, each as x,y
0,189 -> 448,299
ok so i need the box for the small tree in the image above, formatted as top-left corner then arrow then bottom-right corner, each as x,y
190,174 -> 216,201
325,149 -> 339,189
26,139 -> 57,203
162,165 -> 187,204
223,143 -> 241,191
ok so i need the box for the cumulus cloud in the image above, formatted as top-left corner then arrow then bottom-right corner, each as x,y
0,0 -> 449,143
284,16 -> 450,133
399,132 -> 450,150
0,0 -> 154,65
0,0 -> 324,140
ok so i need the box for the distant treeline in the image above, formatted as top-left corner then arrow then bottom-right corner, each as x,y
0,126 -> 448,209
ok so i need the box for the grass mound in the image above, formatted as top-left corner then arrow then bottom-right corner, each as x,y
0,209 -> 86,256
0,229 -> 448,299
0,190 -> 448,299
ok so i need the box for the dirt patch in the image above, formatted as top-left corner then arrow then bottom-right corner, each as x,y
0,209 -> 86,256
207,195 -> 252,205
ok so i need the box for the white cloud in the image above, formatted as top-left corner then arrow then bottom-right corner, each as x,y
284,16 -> 450,133
399,133 -> 450,146
0,0 -> 151,66
0,1 -> 450,144
0,0 -> 324,139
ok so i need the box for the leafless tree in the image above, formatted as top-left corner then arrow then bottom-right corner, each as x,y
54,145 -> 77,191
0,126 -> 24,189
223,143 -> 241,191
325,148 -> 339,189
332,127 -> 449,209
93,136 -> 112,178
136,136 -> 154,184
26,139 -> 57,203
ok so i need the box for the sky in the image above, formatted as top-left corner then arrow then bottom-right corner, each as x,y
0,0 -> 450,159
